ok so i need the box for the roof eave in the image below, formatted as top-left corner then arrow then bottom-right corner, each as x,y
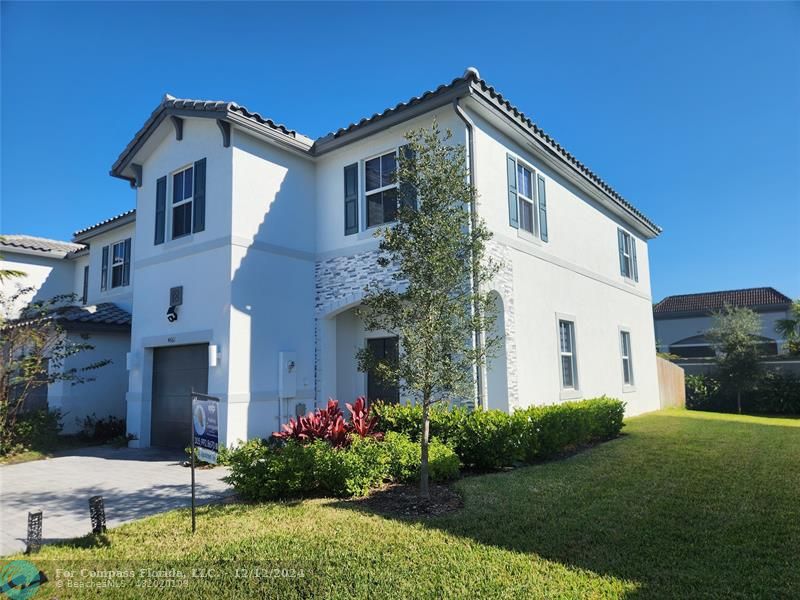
0,245 -> 71,260
311,80 -> 472,156
111,106 -> 314,181
73,212 -> 136,243
467,82 -> 662,239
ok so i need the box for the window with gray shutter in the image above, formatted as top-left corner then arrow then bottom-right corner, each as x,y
507,154 -> 519,228
537,174 -> 548,242
399,144 -> 417,211
193,158 -> 206,233
82,265 -> 89,304
344,163 -> 359,235
100,245 -> 109,291
155,176 -> 166,245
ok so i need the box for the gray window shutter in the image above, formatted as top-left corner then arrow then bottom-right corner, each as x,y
344,163 -> 359,235
82,266 -> 89,304
100,245 -> 109,291
193,158 -> 206,233
631,236 -> 639,282
537,174 -> 548,242
399,144 -> 417,211
122,238 -> 132,286
617,229 -> 626,276
507,154 -> 519,228
155,176 -> 166,245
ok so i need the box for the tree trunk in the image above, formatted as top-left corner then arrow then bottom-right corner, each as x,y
737,390 -> 742,415
420,398 -> 430,500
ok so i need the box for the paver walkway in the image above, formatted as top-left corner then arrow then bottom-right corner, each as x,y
0,446 -> 231,555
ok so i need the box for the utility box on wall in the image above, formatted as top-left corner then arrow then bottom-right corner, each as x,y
278,352 -> 297,398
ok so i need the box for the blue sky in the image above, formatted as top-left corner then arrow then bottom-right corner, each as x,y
1,1 -> 798,302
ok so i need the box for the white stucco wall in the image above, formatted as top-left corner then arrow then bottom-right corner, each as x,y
49,330 -> 130,434
468,102 -> 660,416
0,251 -> 75,317
126,117 -> 234,447
82,223 -> 136,311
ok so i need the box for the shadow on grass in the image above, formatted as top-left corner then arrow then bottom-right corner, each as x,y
333,413 -> 800,599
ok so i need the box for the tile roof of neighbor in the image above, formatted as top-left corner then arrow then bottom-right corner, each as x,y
73,208 -> 136,239
653,287 -> 793,316
0,235 -> 84,255
3,303 -> 131,331
58,303 -> 132,327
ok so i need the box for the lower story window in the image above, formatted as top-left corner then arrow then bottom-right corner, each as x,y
620,330 -> 634,385
366,336 -> 399,404
558,319 -> 578,389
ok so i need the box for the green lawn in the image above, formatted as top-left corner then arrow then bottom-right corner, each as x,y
6,410 -> 799,599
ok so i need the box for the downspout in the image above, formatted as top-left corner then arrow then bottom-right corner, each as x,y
453,69 -> 487,410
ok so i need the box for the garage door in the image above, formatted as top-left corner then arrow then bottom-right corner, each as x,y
151,344 -> 209,448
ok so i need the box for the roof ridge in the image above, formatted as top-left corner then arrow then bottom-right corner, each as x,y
660,286 -> 783,300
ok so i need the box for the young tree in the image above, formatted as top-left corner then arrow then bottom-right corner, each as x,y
0,289 -> 110,454
357,123 -> 500,498
707,304 -> 762,414
775,299 -> 800,356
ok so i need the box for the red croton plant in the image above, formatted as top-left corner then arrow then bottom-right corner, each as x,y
273,397 -> 383,448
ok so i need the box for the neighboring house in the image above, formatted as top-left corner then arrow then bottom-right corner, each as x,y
653,287 -> 794,357
0,233 -> 132,432
4,67 -> 664,448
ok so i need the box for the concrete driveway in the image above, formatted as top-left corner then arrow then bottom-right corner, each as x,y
0,446 -> 232,556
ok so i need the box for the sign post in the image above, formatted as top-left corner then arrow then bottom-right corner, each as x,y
190,390 -> 220,534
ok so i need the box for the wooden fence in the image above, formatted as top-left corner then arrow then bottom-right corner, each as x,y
657,356 -> 685,409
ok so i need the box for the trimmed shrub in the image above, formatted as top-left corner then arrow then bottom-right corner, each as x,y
376,397 -> 627,468
224,439 -> 318,501
224,432 -> 459,500
686,370 -> 800,415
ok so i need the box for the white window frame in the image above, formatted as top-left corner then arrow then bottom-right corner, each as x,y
170,164 -> 194,241
619,229 -> 634,280
515,160 -> 538,237
363,149 -> 399,230
105,238 -> 131,290
555,314 -> 581,399
619,327 -> 635,390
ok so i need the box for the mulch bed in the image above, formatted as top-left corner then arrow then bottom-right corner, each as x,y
344,483 -> 463,518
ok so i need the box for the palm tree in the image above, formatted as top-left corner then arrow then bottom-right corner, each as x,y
776,299 -> 800,355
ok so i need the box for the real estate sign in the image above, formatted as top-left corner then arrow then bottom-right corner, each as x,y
192,393 -> 219,464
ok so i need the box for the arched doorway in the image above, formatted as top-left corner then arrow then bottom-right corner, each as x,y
486,291 -> 509,412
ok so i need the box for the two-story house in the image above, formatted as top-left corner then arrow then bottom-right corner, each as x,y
3,68 -> 662,448
0,223 -> 133,432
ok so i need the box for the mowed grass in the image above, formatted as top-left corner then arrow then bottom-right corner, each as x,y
8,410 -> 799,599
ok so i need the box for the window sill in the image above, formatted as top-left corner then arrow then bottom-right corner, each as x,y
516,228 -> 543,246
559,388 -> 582,401
621,276 -> 637,286
622,384 -> 636,394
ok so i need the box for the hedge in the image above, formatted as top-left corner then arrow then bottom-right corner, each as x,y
686,370 -> 800,414
224,433 -> 460,501
373,396 -> 626,470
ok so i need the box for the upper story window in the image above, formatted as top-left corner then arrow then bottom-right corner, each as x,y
620,330 -> 634,386
507,154 -> 548,242
155,159 -> 206,246
558,319 -> 578,390
617,228 -> 639,281
365,151 -> 398,228
100,238 -> 131,291
517,163 -> 535,234
172,165 -> 194,239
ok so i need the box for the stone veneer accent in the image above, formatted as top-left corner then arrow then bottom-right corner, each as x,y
314,248 -> 400,405
313,243 -> 518,411
486,239 -> 519,410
